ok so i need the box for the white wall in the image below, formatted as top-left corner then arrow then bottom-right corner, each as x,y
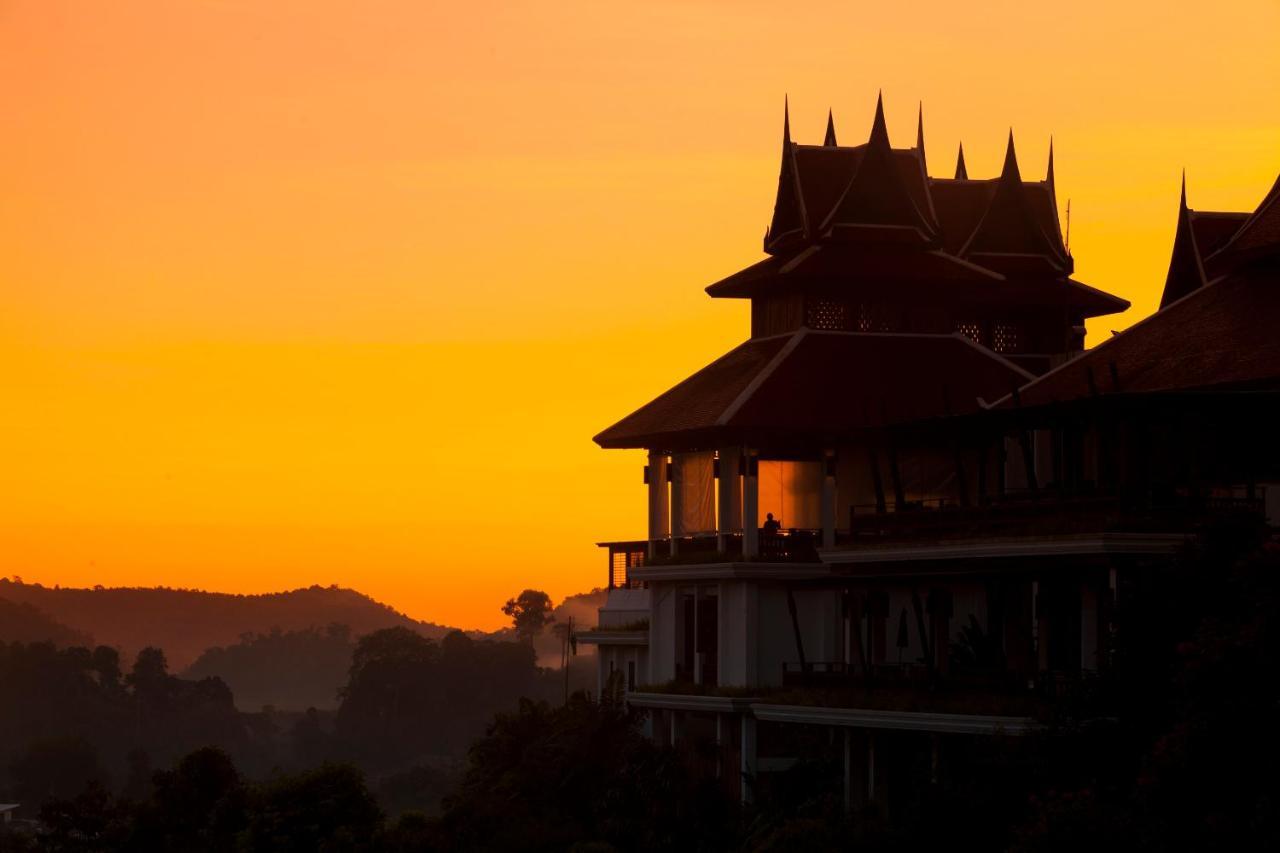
648,582 -> 678,684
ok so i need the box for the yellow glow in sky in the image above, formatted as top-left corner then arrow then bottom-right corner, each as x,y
2,1 -> 1278,629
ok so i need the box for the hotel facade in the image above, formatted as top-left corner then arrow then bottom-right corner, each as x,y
577,97 -> 1280,814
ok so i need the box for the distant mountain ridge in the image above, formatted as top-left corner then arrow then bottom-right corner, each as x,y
0,597 -> 93,647
0,579 -> 461,670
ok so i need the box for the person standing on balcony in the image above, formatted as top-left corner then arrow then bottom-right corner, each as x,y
762,513 -> 782,536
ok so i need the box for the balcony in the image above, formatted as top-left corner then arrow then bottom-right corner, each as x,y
779,661 -> 1104,717
599,530 -> 822,587
839,490 -> 1266,548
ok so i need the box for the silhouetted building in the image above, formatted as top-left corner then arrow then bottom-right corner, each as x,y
576,97 -> 1279,813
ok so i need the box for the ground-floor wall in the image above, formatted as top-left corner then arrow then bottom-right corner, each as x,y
640,565 -> 1113,692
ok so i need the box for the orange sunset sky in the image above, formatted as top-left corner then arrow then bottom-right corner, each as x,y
2,1 -> 1278,630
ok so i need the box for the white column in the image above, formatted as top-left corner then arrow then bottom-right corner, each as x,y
821,450 -> 837,549
742,450 -> 760,558
717,448 -> 743,554
668,454 -> 683,557
740,714 -> 757,805
647,451 -> 669,561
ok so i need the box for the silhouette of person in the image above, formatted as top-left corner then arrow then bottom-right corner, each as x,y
762,512 -> 781,536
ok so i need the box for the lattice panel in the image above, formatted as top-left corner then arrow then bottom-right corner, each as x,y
858,302 -> 899,332
955,321 -> 984,344
992,323 -> 1021,353
806,298 -> 853,331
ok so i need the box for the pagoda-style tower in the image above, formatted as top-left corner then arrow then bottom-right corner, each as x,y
708,96 -> 1127,374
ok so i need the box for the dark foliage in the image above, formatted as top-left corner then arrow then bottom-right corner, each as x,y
183,624 -> 356,711
413,693 -> 737,852
0,642 -> 250,808
334,627 -> 547,770
1009,526 -> 1280,850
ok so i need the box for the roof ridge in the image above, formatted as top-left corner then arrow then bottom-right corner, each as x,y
987,275 -> 1217,408
716,329 -> 809,426
1207,169 -> 1280,262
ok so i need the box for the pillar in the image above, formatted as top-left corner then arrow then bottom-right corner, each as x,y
647,451 -> 669,561
742,451 -> 760,558
1035,580 -> 1051,673
821,450 -> 837,549
740,713 -> 757,805
717,448 -> 743,554
669,455 -> 683,557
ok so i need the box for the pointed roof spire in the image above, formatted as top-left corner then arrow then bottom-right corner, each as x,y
1046,136 -> 1055,188
868,90 -> 890,148
915,102 -> 927,176
955,143 -> 968,180
1000,129 -> 1022,183
764,95 -> 807,252
960,128 -> 1065,268
824,109 -> 838,147
821,92 -> 935,240
1160,170 -> 1207,308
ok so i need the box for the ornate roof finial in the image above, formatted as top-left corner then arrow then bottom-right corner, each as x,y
1000,129 -> 1022,183
1160,169 -> 1207,308
916,102 -> 927,175
783,95 -> 792,145
955,142 -> 968,180
1046,136 -> 1055,188
824,109 -> 838,147
869,90 -> 890,148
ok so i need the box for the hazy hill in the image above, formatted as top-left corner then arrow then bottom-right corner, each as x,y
0,579 -> 457,670
0,597 -> 93,647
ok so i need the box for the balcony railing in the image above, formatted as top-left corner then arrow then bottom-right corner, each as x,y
600,529 -> 822,583
842,489 -> 1266,546
781,661 -> 1099,703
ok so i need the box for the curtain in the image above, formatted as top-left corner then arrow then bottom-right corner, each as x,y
648,453 -> 669,539
757,460 -> 823,530
675,451 -> 716,536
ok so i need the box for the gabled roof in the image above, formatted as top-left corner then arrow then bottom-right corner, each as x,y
960,132 -> 1070,273
1160,176 -> 1208,308
1206,171 -> 1280,273
744,98 -> 1118,316
765,99 -> 807,250
997,256 -> 1280,409
820,95 -> 936,242
594,329 -> 1032,449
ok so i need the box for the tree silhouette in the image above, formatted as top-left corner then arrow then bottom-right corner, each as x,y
501,590 -> 553,645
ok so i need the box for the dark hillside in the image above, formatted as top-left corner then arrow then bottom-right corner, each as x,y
0,597 -> 93,647
0,579 -> 457,670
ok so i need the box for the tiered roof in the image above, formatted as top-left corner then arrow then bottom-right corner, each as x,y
714,96 -> 1128,319
594,329 -> 1032,449
1002,169 -> 1280,407
1160,171 -> 1280,307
